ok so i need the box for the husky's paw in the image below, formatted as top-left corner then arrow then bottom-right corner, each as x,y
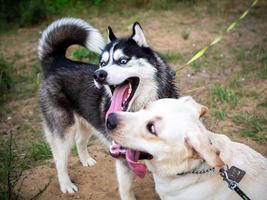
121,195 -> 136,200
120,190 -> 136,200
60,180 -> 78,193
81,157 -> 97,167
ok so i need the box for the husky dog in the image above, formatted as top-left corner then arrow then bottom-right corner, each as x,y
107,97 -> 267,200
38,17 -> 178,198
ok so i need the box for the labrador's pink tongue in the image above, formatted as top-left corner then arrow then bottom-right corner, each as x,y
126,149 -> 147,178
105,84 -> 129,120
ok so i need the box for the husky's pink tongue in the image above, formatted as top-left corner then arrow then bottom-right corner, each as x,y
126,149 -> 147,178
106,84 -> 147,178
105,84 -> 129,120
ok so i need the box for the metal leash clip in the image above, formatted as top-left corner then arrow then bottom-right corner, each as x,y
219,166 -> 251,200
219,168 -> 238,190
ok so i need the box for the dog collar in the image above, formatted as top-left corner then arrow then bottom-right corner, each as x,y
177,161 -> 215,176
177,167 -> 215,176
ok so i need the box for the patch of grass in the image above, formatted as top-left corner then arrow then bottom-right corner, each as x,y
14,51 -> 23,59
28,141 -> 52,161
1,104 -> 12,115
32,63 -> 41,75
19,123 -> 31,133
241,64 -> 258,75
72,145 -> 78,156
0,134 -> 26,200
159,51 -> 183,63
257,98 -> 267,109
234,48 -> 267,79
32,63 -> 42,91
120,10 -> 137,17
235,47 -> 246,62
181,30 -> 190,40
210,84 -> 237,107
228,73 -> 242,89
14,67 -> 41,100
71,47 -> 99,64
0,138 -> 11,200
148,0 -> 178,10
0,56 -> 14,103
190,61 -> 202,72
247,90 -> 260,99
211,109 -> 226,120
231,113 -> 267,141
259,52 -> 267,79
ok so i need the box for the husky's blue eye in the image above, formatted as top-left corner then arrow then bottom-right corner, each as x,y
146,122 -> 157,136
100,61 -> 106,67
119,58 -> 128,65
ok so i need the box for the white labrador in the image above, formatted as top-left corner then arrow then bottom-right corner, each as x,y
107,96 -> 267,200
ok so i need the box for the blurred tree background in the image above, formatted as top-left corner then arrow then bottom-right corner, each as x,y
1,0 -> 233,30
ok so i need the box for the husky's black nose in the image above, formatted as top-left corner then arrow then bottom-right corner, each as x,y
94,69 -> 107,83
106,113 -> 117,130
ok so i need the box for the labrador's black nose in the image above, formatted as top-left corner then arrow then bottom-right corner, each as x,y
106,113 -> 118,130
94,69 -> 107,83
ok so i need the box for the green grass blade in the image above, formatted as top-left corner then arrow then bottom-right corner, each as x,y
226,22 -> 237,32
187,47 -> 209,65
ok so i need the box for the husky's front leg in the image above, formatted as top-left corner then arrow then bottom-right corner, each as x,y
116,160 -> 136,200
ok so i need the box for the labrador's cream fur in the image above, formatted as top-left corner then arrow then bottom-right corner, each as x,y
110,97 -> 267,200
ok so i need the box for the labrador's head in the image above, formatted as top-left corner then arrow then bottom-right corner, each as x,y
107,97 -> 224,177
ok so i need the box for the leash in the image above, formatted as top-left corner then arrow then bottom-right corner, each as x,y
177,163 -> 252,200
175,0 -> 258,72
219,166 -> 251,200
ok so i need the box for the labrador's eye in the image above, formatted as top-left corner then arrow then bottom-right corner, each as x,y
146,122 -> 157,136
119,58 -> 128,65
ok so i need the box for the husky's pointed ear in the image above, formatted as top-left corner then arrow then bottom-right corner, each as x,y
185,136 -> 224,168
182,96 -> 209,118
107,26 -> 117,42
131,22 -> 148,47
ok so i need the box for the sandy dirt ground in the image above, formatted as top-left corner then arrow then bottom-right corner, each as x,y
15,140 -> 159,200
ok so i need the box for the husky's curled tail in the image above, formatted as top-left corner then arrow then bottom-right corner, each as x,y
38,17 -> 105,76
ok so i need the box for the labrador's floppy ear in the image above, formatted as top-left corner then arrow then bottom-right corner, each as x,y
185,135 -> 224,168
182,96 -> 209,117
107,26 -> 117,42
199,105 -> 209,117
131,22 -> 148,47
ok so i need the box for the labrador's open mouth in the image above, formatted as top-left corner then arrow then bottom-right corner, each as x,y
109,141 -> 153,160
105,77 -> 139,119
109,141 -> 153,178
105,77 -> 153,177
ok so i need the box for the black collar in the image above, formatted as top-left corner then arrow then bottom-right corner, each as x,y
177,161 -> 215,176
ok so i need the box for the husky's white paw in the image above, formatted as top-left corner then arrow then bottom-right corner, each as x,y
121,194 -> 136,200
60,180 -> 78,193
81,156 -> 97,167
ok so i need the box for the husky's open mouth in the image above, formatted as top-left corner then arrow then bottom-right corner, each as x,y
105,77 -> 139,119
109,141 -> 153,178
